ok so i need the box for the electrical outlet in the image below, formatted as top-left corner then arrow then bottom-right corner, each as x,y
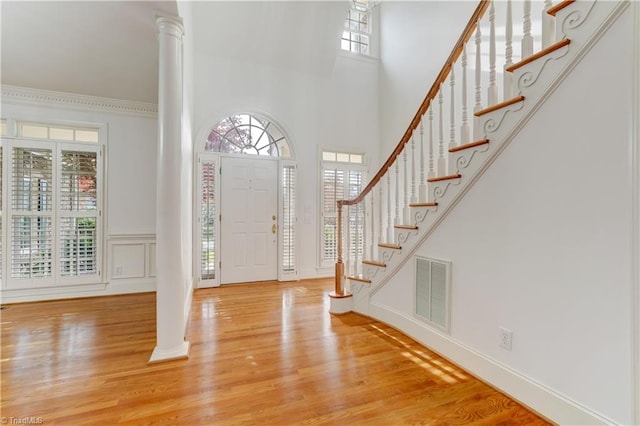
499,327 -> 513,351
114,265 -> 123,276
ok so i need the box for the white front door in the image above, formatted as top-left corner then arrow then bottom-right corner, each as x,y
220,156 -> 278,284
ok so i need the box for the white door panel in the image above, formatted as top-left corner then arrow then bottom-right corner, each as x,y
221,157 -> 277,284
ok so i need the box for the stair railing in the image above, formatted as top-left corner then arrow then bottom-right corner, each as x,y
334,0 -> 569,296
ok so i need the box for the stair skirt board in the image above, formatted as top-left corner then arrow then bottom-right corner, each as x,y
363,303 -> 616,425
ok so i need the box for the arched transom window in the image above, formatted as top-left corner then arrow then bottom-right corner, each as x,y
205,113 -> 291,158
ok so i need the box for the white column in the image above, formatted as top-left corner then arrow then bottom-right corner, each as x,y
150,15 -> 190,363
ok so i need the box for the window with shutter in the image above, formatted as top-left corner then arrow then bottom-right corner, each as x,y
200,158 -> 217,281
10,147 -> 54,280
59,150 -> 98,277
2,125 -> 103,289
280,163 -> 297,278
320,150 -> 366,268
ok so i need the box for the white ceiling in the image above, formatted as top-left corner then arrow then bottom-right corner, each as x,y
1,1 -> 348,105
1,1 -> 178,104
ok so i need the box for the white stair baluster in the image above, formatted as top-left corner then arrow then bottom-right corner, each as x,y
522,0 -> 534,58
419,118 -> 427,203
394,160 -> 401,225
345,205 -> 351,276
473,24 -> 483,140
460,46 -> 470,145
403,148 -> 410,224
542,0 -> 556,48
488,1 -> 498,106
504,0 -> 515,100
410,133 -> 417,205
378,184 -> 384,254
354,203 -> 360,276
437,87 -> 446,176
428,107 -> 435,180
370,192 -> 375,262
387,173 -> 393,242
448,68 -> 457,173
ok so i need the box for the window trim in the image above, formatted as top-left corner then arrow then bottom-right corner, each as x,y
1,129 -> 105,290
319,148 -> 368,269
341,2 -> 372,56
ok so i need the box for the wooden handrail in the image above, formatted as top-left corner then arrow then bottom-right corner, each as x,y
337,0 -> 491,209
332,0 -> 491,299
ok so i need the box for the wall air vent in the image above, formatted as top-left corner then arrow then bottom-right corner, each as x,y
415,256 -> 451,332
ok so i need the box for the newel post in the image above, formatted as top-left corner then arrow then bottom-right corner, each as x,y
329,200 -> 353,314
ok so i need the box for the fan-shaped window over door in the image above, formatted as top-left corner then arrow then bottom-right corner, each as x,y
205,113 -> 291,158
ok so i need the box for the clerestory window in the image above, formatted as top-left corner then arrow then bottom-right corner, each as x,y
341,0 -> 372,56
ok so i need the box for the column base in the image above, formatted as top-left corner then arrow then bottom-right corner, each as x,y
148,340 -> 190,364
329,291 -> 353,314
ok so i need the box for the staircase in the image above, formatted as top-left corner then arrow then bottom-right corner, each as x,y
329,0 -> 628,311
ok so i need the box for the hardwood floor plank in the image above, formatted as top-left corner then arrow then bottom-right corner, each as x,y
1,278 -> 550,425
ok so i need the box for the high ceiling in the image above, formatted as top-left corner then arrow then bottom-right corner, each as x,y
1,1 -> 178,104
1,1 -> 348,105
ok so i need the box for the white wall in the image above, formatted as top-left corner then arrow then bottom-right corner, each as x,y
1,98 -> 159,301
378,1 -> 477,162
372,7 -> 636,424
193,48 -> 379,279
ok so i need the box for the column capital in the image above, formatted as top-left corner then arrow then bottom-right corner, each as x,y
155,13 -> 184,39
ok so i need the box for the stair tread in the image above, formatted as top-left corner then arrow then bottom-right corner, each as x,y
394,224 -> 418,230
474,96 -> 525,117
547,0 -> 575,16
378,243 -> 402,250
362,260 -> 386,267
449,139 -> 490,153
427,174 -> 462,183
409,202 -> 438,207
347,276 -> 372,283
506,39 -> 571,73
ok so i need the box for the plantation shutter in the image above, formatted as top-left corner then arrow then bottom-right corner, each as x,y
348,170 -> 365,261
6,140 -> 102,288
280,162 -> 297,280
199,157 -> 218,283
321,167 -> 344,266
58,149 -> 99,277
10,146 -> 54,280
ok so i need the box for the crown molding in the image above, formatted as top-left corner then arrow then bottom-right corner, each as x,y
0,85 -> 158,118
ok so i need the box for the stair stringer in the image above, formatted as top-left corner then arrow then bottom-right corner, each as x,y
352,0 -> 629,317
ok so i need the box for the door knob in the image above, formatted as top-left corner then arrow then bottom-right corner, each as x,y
272,214 -> 277,220
272,224 -> 277,234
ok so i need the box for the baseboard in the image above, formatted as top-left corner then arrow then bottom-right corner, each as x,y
299,268 -> 333,280
366,302 -> 615,426
1,279 -> 156,304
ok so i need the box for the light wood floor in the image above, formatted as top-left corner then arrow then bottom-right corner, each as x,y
1,278 -> 550,425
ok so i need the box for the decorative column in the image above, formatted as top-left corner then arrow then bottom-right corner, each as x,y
149,15 -> 190,363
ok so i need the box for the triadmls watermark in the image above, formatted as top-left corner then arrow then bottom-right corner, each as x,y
1,417 -> 44,425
